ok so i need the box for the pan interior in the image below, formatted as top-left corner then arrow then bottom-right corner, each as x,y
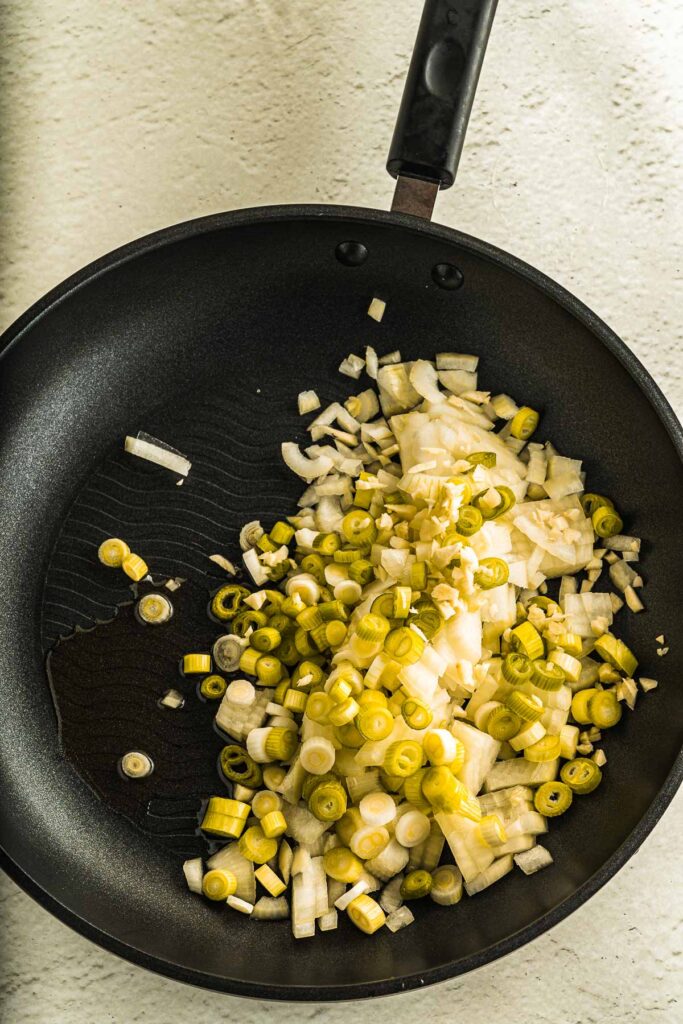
0,209 -> 681,997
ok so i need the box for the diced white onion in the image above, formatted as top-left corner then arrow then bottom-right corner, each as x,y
124,433 -> 191,476
298,390 -> 321,415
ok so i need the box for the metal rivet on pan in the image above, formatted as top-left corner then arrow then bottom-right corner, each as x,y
335,241 -> 369,266
432,263 -> 464,290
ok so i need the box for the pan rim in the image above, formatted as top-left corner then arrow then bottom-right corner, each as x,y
1,202 -> 681,1000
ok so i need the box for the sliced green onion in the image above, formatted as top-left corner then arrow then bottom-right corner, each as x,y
588,690 -> 622,729
400,870 -> 433,899
560,757 -> 603,794
502,651 -> 533,686
466,451 -> 497,468
401,698 -> 433,730
264,727 -> 298,761
506,690 -> 544,723
349,559 -> 375,585
306,691 -> 333,723
313,532 -> 341,556
510,621 -> 545,661
220,745 -> 262,787
309,780 -> 348,822
422,767 -> 466,813
233,609 -> 269,637
593,633 -> 638,676
474,557 -> 509,590
210,584 -> 250,622
357,705 -> 394,741
256,655 -> 283,686
328,696 -> 360,727
392,586 -> 412,618
269,520 -> 295,546
347,893 -> 385,934
200,674 -> 227,700
323,846 -> 363,883
473,485 -> 516,521
383,740 -> 424,778
384,627 -> 424,666
531,660 -> 565,692
456,505 -> 484,536
524,734 -> 562,762
534,781 -> 573,817
570,688 -> 599,725
486,705 -> 522,741
592,505 -> 624,539
409,561 -> 428,590
581,493 -> 614,517
239,825 -> 278,864
509,406 -> 539,440
341,510 -> 378,546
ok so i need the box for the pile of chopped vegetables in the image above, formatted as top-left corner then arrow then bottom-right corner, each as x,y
105,346 -> 660,938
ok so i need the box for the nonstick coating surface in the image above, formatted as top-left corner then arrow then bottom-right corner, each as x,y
0,205 -> 681,999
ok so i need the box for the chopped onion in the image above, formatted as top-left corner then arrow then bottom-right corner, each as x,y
624,585 -> 644,613
298,390 -> 321,415
281,442 -> 334,481
239,520 -> 264,551
490,394 -> 519,420
209,554 -> 236,575
334,879 -> 369,911
438,369 -> 478,395
183,857 -> 204,894
514,846 -> 553,876
124,432 -> 191,477
379,350 -> 402,366
226,679 -> 256,706
367,297 -> 386,322
409,360 -> 442,403
365,346 -> 379,380
227,896 -> 254,915
376,363 -> 420,416
252,896 -> 290,920
159,688 -> 184,709
243,548 -> 268,585
339,353 -> 365,379
436,352 -> 479,372
386,906 -> 415,932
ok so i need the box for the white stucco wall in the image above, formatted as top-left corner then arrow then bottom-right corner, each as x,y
1,2 -> 681,1022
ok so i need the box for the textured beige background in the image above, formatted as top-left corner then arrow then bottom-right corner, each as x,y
1,1 -> 682,1022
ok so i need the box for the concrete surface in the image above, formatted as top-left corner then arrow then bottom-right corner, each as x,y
0,1 -> 681,1021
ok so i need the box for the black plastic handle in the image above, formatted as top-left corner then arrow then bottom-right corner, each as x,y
387,0 -> 498,189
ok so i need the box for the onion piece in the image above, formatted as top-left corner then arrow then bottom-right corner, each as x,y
339,353 -> 365,379
409,360 -> 442,403
514,845 -> 553,876
159,688 -> 184,709
281,442 -> 334,481
436,352 -> 479,372
252,896 -> 290,920
379,350 -> 402,366
365,346 -> 379,380
298,390 -> 321,415
124,433 -> 191,476
243,548 -> 268,585
368,297 -> 386,322
182,857 -> 204,894
239,520 -> 264,551
438,369 -> 478,395
208,554 -> 236,575
386,906 -> 415,932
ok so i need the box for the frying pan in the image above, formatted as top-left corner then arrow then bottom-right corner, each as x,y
1,0 -> 681,1001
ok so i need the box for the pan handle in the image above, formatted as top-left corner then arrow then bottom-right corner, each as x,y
387,0 -> 498,216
